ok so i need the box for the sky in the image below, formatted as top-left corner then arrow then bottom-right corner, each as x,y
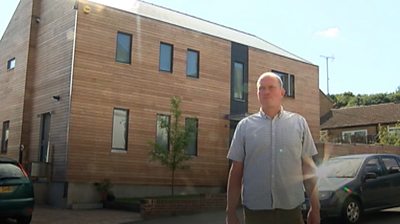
1,0 -> 399,95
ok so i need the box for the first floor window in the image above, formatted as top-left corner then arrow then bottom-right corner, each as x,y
186,49 -> 199,78
115,32 -> 132,64
112,108 -> 129,151
7,58 -> 15,70
272,70 -> 295,97
342,130 -> 367,144
1,121 -> 10,153
185,118 -> 198,156
159,42 -> 173,72
233,62 -> 244,100
156,114 -> 170,151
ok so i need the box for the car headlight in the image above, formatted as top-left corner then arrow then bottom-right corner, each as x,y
319,191 -> 334,200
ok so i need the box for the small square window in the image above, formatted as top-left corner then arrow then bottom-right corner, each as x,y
272,70 -> 295,98
7,58 -> 15,70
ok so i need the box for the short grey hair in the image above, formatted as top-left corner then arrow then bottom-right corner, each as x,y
256,72 -> 283,88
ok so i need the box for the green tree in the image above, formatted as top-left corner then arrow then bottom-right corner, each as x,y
331,91 -> 354,108
331,91 -> 400,108
377,122 -> 400,146
149,96 -> 194,197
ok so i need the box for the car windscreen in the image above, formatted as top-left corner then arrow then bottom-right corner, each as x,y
0,163 -> 25,179
317,157 -> 364,178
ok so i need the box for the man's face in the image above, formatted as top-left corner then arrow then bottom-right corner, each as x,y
257,76 -> 285,109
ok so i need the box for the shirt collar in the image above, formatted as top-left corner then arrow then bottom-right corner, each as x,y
259,106 -> 284,120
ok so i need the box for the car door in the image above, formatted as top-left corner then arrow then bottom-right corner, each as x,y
360,157 -> 392,209
381,155 -> 400,206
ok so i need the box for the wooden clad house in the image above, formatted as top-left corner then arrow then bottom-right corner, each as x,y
0,0 -> 319,207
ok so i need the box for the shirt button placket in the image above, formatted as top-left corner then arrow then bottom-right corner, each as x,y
271,118 -> 275,208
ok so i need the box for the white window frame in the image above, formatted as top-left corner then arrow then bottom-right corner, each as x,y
342,129 -> 368,144
111,108 -> 129,151
388,126 -> 400,136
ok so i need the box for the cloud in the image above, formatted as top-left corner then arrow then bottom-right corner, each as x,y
315,27 -> 340,38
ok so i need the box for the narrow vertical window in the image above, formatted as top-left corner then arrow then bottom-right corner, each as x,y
1,121 -> 10,153
156,114 -> 170,151
39,113 -> 51,162
186,49 -> 199,78
289,75 -> 295,97
112,108 -> 129,151
233,62 -> 244,100
159,42 -> 173,72
7,58 -> 15,70
185,118 -> 198,156
115,32 -> 132,64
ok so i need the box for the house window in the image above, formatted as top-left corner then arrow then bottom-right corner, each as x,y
156,114 -> 170,151
388,126 -> 400,136
7,58 -> 15,70
115,32 -> 132,64
272,70 -> 295,97
1,121 -> 10,153
233,62 -> 244,101
342,129 -> 367,144
186,49 -> 199,78
185,118 -> 198,156
112,108 -> 129,151
159,42 -> 173,72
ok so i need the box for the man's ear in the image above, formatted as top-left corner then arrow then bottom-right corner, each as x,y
281,88 -> 286,96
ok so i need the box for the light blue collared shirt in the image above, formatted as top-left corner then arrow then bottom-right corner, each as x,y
227,109 -> 317,210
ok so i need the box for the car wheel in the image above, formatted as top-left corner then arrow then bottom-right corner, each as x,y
17,215 -> 32,224
341,197 -> 362,224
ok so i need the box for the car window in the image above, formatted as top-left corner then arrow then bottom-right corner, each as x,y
317,158 -> 363,178
382,157 -> 400,172
0,163 -> 25,178
364,158 -> 384,176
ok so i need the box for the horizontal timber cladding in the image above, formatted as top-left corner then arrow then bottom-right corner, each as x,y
68,2 -> 231,186
0,0 -> 33,159
248,48 -> 320,140
22,0 -> 76,181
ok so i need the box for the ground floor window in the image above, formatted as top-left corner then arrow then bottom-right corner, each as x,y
1,121 -> 10,153
112,108 -> 129,151
342,129 -> 367,144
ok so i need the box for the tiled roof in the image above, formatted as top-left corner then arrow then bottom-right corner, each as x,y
321,103 -> 400,129
88,0 -> 312,64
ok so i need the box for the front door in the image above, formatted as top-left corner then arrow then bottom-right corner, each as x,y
39,113 -> 51,163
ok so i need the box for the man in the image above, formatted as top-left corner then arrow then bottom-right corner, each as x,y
226,72 -> 320,224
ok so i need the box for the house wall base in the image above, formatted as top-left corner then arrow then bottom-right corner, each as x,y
66,182 -> 224,207
33,181 -> 67,208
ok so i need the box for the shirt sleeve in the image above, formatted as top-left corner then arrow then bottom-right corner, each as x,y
227,120 -> 246,162
301,117 -> 318,157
